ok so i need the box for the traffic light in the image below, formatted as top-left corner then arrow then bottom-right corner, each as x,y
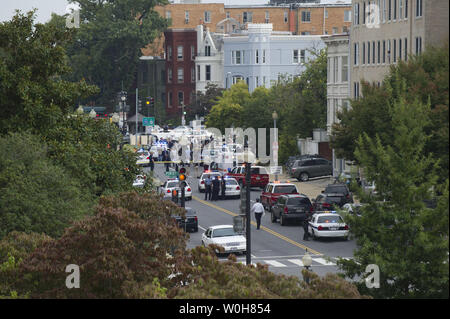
138,99 -> 143,112
179,167 -> 187,183
146,97 -> 155,108
171,189 -> 178,204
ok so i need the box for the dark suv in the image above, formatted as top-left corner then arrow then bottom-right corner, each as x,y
323,183 -> 354,205
271,194 -> 313,226
172,207 -> 198,232
312,193 -> 345,211
289,158 -> 332,182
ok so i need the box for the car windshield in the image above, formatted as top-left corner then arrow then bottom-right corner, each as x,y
213,227 -> 237,237
287,197 -> 311,206
202,173 -> 221,180
317,216 -> 344,223
225,179 -> 238,185
273,186 -> 297,193
167,182 -> 178,188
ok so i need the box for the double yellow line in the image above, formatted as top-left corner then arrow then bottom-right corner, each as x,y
192,195 -> 322,256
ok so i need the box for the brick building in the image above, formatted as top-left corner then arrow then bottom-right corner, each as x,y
164,29 -> 197,116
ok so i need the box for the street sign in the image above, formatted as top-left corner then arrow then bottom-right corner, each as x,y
269,166 -> 283,175
143,117 -> 155,127
165,171 -> 179,178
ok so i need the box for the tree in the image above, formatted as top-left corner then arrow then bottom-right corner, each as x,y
0,11 -> 97,135
187,83 -> 224,121
337,97 -> 449,298
0,132 -> 93,239
59,0 -> 169,106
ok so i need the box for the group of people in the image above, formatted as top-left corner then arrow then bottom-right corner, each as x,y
203,176 -> 227,201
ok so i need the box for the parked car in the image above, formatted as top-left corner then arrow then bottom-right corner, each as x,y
285,154 -> 325,170
289,158 -> 332,182
133,175 -> 146,188
136,151 -> 151,166
221,177 -> 241,199
323,183 -> 354,205
260,182 -> 299,212
226,165 -> 269,189
172,207 -> 198,232
271,194 -> 313,226
202,225 -> 246,255
308,212 -> 349,240
198,171 -> 223,192
312,193 -> 346,211
159,179 -> 192,201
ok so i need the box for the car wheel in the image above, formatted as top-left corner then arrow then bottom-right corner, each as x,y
299,172 -> 309,182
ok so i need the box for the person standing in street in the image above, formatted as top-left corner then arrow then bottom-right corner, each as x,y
149,152 -> 155,172
221,177 -> 226,200
212,176 -> 220,201
302,213 -> 311,240
251,198 -> 265,230
204,175 -> 212,201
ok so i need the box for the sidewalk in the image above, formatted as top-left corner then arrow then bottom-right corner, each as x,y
269,172 -> 333,201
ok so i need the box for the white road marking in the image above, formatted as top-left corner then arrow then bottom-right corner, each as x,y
287,259 -> 304,267
263,260 -> 287,267
312,258 -> 336,266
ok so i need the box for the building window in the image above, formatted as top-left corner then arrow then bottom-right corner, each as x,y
383,0 -> 387,22
161,70 -> 165,82
344,10 -> 351,22
178,91 -> 184,107
387,39 -> 391,63
265,11 -> 270,23
301,32 -> 311,35
255,76 -> 259,88
185,11 -> 189,24
332,27 -> 338,34
262,50 -> 266,64
232,50 -> 243,64
191,67 -> 195,83
191,46 -> 195,60
415,36 -> 422,54
363,1 -> 366,24
167,46 -> 172,61
197,65 -> 201,81
204,11 -> 211,23
404,37 -> 408,60
368,42 -> 371,65
393,0 -> 397,20
300,49 -> 306,63
243,12 -> 253,23
166,10 -> 171,20
405,0 -> 408,18
393,39 -> 397,62
177,68 -> 184,83
301,11 -> 311,22
168,92 -> 173,108
342,56 -> 348,82
388,0 -> 392,21
383,40 -> 386,63
377,41 -> 381,64
416,0 -> 422,17
327,58 -> 331,83
232,76 -> 243,85
226,12 -> 230,19
398,38 -> 402,61
372,40 -> 376,64
205,45 -> 211,57
293,50 -> 299,64
284,11 -> 288,23
168,68 -> 172,83
325,9 -> 328,19
255,50 -> 259,64
362,42 -> 366,64
354,42 -> 359,66
334,57 -> 339,82
354,3 -> 360,25
399,0 -> 403,19
177,45 -> 183,60
205,65 -> 211,81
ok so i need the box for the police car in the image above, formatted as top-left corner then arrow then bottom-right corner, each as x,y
198,171 -> 223,193
136,151 -> 151,166
202,225 -> 246,255
160,179 -> 192,201
221,177 -> 241,199
308,211 -> 349,240
133,175 -> 146,188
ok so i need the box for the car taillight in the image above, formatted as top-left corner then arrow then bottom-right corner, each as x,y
194,216 -> 198,222
201,180 -> 205,184
236,186 -> 240,190
318,225 -> 323,231
323,203 -> 331,208
344,225 -> 349,230
187,188 -> 191,192
309,206 -> 313,212
346,194 -> 350,199
147,156 -> 150,159
284,207 -> 288,214
167,190 -> 171,193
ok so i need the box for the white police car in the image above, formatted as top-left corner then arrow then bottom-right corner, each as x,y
222,177 -> 241,199
160,179 -> 192,201
308,212 -> 349,240
198,171 -> 223,192
202,225 -> 246,255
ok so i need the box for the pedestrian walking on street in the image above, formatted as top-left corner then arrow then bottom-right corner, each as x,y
204,176 -> 212,201
303,213 -> 311,241
149,153 -> 155,172
251,198 -> 265,230
212,176 -> 220,201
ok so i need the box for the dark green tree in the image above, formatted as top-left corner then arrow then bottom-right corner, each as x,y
187,83 -> 224,122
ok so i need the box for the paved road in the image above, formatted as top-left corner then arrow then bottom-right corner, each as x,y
145,164 -> 357,280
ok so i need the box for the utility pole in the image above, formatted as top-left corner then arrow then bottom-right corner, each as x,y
136,88 -> 139,138
244,136 -> 251,266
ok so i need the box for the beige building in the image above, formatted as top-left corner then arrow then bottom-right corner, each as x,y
350,0 -> 449,98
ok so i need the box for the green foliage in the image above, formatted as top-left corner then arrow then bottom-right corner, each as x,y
0,11 -> 98,136
187,83 -> 225,122
59,0 -> 169,106
338,97 -> 449,298
0,132 -> 93,239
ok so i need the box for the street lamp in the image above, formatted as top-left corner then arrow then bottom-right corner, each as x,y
302,249 -> 313,284
111,113 -> 120,125
272,111 -> 279,181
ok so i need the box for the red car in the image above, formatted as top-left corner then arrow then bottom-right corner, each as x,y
260,182 -> 299,212
226,166 -> 269,189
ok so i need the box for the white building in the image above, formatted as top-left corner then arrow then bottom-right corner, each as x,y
195,25 -> 225,93
322,33 -> 351,177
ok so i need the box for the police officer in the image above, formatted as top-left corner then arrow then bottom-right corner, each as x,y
303,213 -> 311,241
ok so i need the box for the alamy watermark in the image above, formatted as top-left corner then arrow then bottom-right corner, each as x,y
65,264 -> 80,289
365,264 -> 380,289
65,5 -> 80,29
